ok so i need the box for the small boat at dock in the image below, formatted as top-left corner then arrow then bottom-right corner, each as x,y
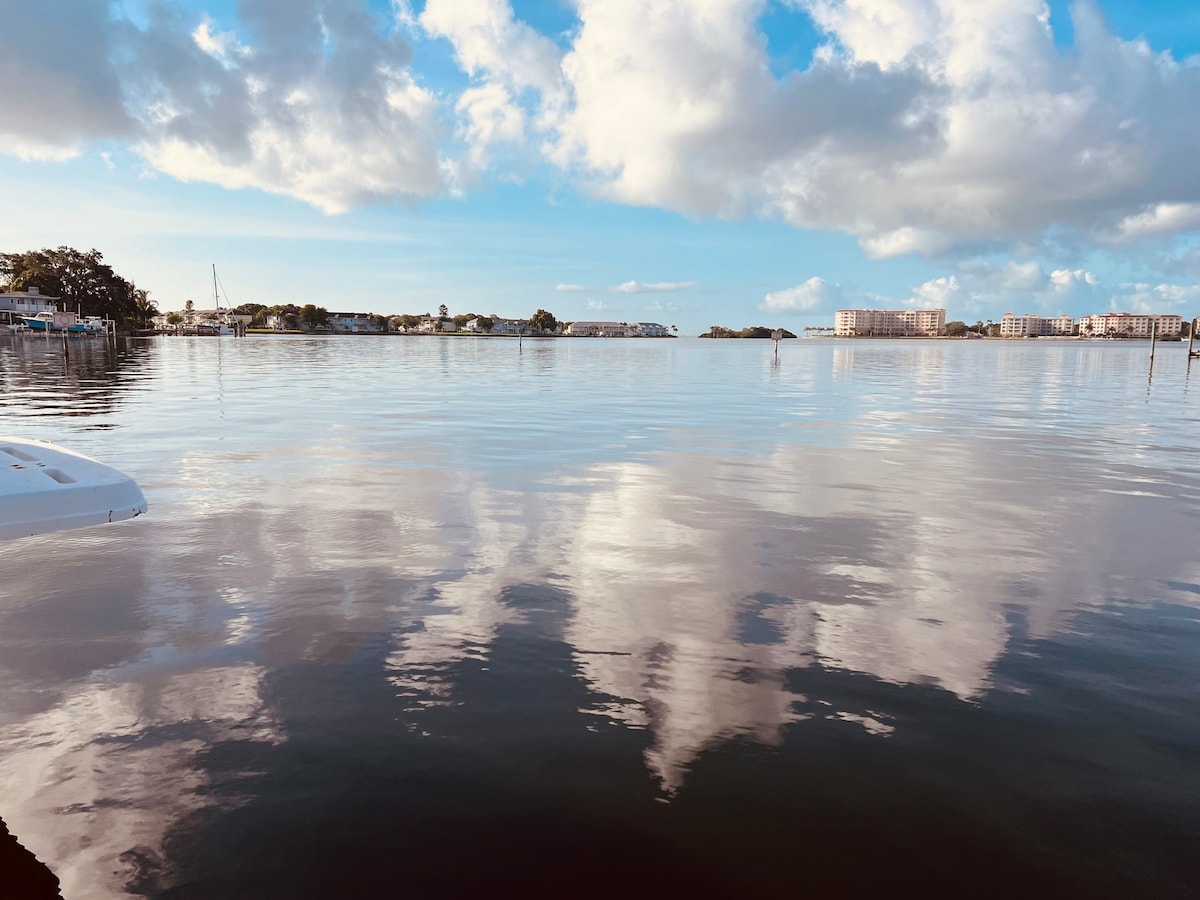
21,312 -> 88,333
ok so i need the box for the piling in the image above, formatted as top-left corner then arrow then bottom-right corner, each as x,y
1189,318 -> 1197,358
1149,319 -> 1156,367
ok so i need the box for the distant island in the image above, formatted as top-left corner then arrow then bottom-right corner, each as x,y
700,326 -> 797,339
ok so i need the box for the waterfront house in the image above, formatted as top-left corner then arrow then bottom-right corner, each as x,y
328,312 -> 382,333
0,287 -> 58,318
565,321 -> 629,337
634,322 -> 670,337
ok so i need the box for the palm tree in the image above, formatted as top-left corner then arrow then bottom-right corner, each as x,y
132,288 -> 158,328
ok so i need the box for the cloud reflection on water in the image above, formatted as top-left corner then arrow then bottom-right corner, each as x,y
1,339 -> 1198,894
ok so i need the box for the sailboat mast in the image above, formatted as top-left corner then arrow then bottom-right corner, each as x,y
212,264 -> 219,312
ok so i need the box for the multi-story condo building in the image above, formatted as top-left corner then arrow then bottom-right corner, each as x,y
1078,312 -> 1183,337
834,308 -> 946,337
999,313 -> 1076,337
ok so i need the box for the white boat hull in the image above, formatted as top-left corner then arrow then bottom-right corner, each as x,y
0,438 -> 147,540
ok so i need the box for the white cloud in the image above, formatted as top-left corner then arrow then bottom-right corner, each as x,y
456,83 -> 526,171
1110,282 -> 1200,314
421,0 -> 562,95
127,2 -> 446,214
1107,203 -> 1200,242
4,0 -> 1198,254
555,283 -> 585,291
907,274 -> 959,308
0,0 -> 133,158
586,298 -> 607,310
192,21 -> 250,62
760,276 -> 840,312
612,280 -> 696,293
540,0 -> 1200,255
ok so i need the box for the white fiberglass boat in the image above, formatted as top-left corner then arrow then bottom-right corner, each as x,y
0,438 -> 147,539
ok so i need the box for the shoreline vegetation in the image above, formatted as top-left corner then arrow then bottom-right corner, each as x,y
700,326 -> 798,339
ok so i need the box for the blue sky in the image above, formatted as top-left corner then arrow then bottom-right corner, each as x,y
1,0 -> 1197,332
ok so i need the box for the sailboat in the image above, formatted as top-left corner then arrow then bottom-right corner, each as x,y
199,265 -> 236,336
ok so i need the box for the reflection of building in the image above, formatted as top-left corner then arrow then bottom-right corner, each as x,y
999,313 -> 1076,337
835,308 -> 945,337
1078,312 -> 1182,337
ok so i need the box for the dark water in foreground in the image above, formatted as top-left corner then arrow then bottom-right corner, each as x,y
1,334 -> 1198,897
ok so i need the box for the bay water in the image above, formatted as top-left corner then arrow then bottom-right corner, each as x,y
1,335 -> 1198,897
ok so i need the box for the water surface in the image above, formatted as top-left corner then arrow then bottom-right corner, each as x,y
1,335 -> 1198,897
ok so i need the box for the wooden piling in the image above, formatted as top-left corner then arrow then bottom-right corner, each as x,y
1149,319 -> 1156,367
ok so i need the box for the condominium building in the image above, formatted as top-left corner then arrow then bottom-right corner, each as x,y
999,313 -> 1076,337
1078,312 -> 1183,337
834,308 -> 946,337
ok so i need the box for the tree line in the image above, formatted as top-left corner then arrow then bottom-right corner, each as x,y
701,325 -> 797,339
1,247 -> 157,327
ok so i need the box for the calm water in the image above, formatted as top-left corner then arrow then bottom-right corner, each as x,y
1,335 -> 1198,897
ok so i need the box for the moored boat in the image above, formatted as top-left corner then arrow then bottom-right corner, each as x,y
21,312 -> 88,333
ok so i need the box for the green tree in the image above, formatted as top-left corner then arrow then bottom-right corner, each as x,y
0,247 -> 143,325
476,315 -> 494,333
300,304 -> 329,328
166,312 -> 183,326
185,299 -> 194,313
529,309 -> 558,333
438,303 -> 449,318
132,288 -> 158,328
944,320 -> 968,337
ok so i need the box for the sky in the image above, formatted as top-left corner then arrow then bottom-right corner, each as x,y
0,0 -> 1197,333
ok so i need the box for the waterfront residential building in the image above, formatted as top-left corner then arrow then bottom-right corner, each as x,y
999,313 -> 1076,337
633,322 -> 671,336
1078,312 -> 1183,338
565,321 -> 629,337
834,308 -> 946,337
328,312 -> 382,333
0,287 -> 58,317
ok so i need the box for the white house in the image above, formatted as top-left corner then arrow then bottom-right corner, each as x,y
328,312 -> 382,333
633,322 -> 670,337
0,287 -> 58,318
565,321 -> 629,337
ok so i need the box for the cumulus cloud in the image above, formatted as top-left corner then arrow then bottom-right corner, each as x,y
0,0 -> 446,211
420,0 -> 564,172
1106,203 -> 1200,242
5,0 -> 1199,251
544,0 -> 1200,255
906,274 -> 959,308
760,277 -> 840,312
1109,282 -> 1200,314
127,0 -> 446,213
456,83 -> 526,170
612,280 -> 696,293
0,0 -> 134,158
893,259 -> 1106,317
